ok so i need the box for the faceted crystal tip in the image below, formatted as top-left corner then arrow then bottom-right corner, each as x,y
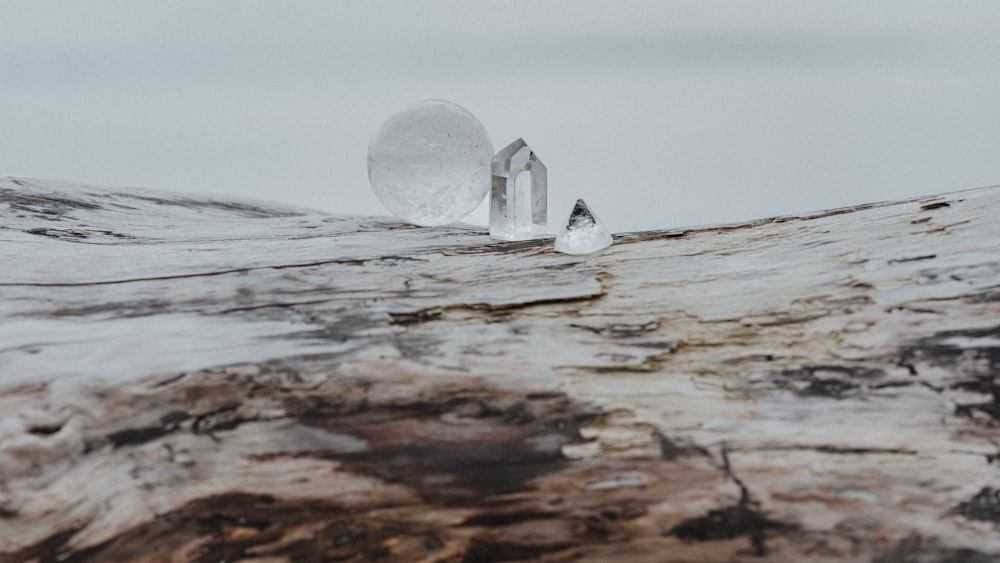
554,199 -> 613,255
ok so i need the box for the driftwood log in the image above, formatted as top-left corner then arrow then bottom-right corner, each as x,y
1,176 -> 999,562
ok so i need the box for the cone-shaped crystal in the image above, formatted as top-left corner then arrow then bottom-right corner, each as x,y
554,199 -> 613,255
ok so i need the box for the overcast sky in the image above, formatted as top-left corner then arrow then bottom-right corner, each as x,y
2,1 -> 999,231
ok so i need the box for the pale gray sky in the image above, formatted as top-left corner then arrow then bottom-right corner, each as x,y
2,1 -> 999,231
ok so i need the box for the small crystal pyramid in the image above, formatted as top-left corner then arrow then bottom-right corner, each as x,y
490,138 -> 547,240
554,199 -> 613,255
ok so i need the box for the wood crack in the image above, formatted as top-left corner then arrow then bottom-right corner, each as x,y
388,290 -> 607,326
666,446 -> 792,557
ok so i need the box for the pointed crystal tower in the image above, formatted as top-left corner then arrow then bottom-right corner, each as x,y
554,199 -> 613,255
490,138 -> 547,240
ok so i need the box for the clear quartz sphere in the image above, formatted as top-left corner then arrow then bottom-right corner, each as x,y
367,100 -> 494,226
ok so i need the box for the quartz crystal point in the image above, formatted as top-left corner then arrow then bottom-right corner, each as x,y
367,100 -> 494,227
490,138 -> 547,240
554,199 -> 613,255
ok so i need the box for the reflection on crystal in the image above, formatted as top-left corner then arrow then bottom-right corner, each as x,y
490,138 -> 547,240
554,199 -> 613,255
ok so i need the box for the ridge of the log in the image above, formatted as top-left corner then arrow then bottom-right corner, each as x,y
612,188 -> 994,243
2,177 -> 1000,561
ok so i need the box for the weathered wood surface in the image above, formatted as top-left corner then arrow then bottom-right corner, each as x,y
1,176 -> 999,562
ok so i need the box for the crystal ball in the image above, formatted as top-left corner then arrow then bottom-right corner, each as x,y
367,100 -> 494,226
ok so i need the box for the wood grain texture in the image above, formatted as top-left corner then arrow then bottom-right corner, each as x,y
1,176 -> 999,562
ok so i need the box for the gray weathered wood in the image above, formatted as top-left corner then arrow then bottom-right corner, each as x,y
1,176 -> 999,562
